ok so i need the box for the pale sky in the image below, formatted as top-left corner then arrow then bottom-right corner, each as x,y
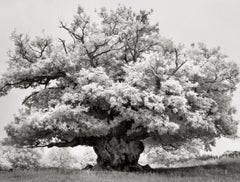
0,0 -> 240,155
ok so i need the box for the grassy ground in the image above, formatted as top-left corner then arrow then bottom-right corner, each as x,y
1,161 -> 240,182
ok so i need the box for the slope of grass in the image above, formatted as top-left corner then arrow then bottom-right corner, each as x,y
1,160 -> 240,182
0,170 -> 238,182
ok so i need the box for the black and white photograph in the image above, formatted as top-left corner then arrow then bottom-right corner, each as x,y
0,0 -> 240,181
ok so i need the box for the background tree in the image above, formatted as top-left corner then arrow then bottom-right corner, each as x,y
0,5 -> 239,171
0,145 -> 12,170
4,147 -> 42,170
75,148 -> 97,169
144,140 -> 201,167
41,148 -> 76,169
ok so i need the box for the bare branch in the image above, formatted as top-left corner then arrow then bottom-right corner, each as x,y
60,21 -> 83,42
173,48 -> 179,68
58,38 -> 68,55
35,40 -> 50,58
22,91 -> 39,105
60,21 -> 88,44
146,66 -> 161,79
167,60 -> 188,80
92,44 -> 124,59
29,39 -> 50,59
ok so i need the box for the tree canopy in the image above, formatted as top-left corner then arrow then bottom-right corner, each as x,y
0,6 -> 239,170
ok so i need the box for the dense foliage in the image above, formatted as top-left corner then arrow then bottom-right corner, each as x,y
0,6 -> 239,170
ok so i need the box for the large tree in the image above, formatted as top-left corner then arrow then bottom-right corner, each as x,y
0,6 -> 239,171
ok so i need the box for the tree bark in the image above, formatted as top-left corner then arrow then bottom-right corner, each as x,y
93,137 -> 146,171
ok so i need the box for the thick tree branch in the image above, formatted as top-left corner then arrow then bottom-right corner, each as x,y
0,71 -> 66,95
33,136 -> 100,148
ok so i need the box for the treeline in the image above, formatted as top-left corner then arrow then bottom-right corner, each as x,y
197,151 -> 240,161
0,146 -> 96,171
1,143 -> 240,171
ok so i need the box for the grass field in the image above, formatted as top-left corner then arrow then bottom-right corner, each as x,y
1,162 -> 240,182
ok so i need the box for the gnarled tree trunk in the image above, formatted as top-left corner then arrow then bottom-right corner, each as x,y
93,137 -> 145,171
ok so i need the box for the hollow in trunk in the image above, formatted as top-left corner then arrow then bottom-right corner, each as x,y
93,137 -> 145,171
